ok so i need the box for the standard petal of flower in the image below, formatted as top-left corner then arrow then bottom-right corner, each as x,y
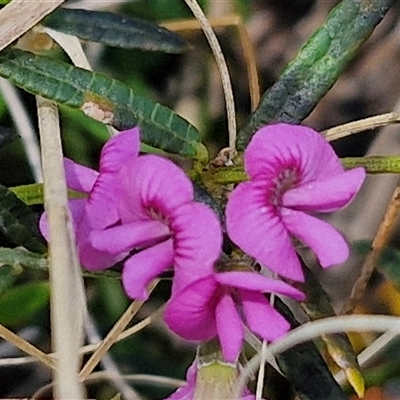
164,276 -> 218,341
118,155 -> 194,220
215,292 -> 244,362
99,127 -> 140,173
122,240 -> 174,300
215,271 -> 305,301
240,290 -> 290,342
171,202 -> 222,293
282,209 -> 349,267
226,182 -> 304,281
86,172 -> 121,230
282,168 -> 366,212
244,124 -> 343,181
64,158 -> 98,193
90,220 -> 170,255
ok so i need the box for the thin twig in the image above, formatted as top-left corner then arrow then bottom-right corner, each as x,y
0,324 -> 55,370
79,280 -> 159,381
324,112 -> 400,142
183,0 -> 237,157
0,0 -> 64,53
38,96 -> 84,399
340,180 -> 400,315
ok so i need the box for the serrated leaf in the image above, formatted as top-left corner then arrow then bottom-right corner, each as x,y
0,281 -> 49,325
43,8 -> 188,53
0,49 -> 205,159
238,0 -> 392,149
0,184 -> 46,253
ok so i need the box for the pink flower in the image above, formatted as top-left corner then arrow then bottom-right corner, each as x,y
226,123 -> 366,281
164,271 -> 304,362
164,360 -> 267,400
90,154 -> 223,300
40,128 -> 140,270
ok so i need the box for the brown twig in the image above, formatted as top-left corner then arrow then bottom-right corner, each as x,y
341,180 -> 400,315
79,280 -> 159,381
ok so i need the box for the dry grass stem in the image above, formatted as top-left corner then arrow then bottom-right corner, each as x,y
38,96 -> 85,399
324,112 -> 400,141
0,324 -> 55,369
340,181 -> 400,315
0,0 -> 64,53
183,0 -> 237,157
162,15 -> 260,110
79,280 -> 159,381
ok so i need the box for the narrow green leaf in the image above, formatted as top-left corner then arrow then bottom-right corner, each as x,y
0,184 -> 46,253
43,8 -> 188,53
0,281 -> 49,325
0,49 -> 204,159
238,0 -> 393,149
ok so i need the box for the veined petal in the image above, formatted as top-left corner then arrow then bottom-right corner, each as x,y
282,168 -> 366,212
86,172 -> 121,230
226,182 -> 304,281
282,209 -> 349,267
164,275 -> 218,341
90,220 -> 170,255
64,158 -> 98,193
171,202 -> 222,293
122,240 -> 174,300
99,127 -> 140,173
244,124 -> 344,183
118,155 -> 194,221
215,291 -> 244,362
240,290 -> 290,342
215,272 -> 305,301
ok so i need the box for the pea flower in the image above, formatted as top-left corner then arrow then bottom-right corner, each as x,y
40,128 -> 140,270
90,154 -> 222,300
226,123 -> 366,281
164,360 -> 267,400
164,271 -> 304,362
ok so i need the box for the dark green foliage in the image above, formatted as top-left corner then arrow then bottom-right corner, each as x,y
0,185 -> 45,253
43,8 -> 188,53
0,49 -> 202,158
238,0 -> 393,149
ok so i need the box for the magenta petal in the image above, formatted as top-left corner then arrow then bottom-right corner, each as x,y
226,182 -> 304,281
215,272 -> 305,301
282,209 -> 349,267
118,155 -> 194,220
164,275 -> 218,341
91,220 -> 170,255
282,168 -> 366,212
171,202 -> 222,293
99,128 -> 140,173
164,362 -> 197,400
244,124 -> 343,181
240,290 -> 290,342
85,172 -> 121,229
122,240 -> 174,300
64,158 -> 98,193
215,292 -> 244,362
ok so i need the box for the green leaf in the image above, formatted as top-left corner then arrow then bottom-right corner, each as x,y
0,49 -> 204,159
0,184 -> 46,253
0,265 -> 20,297
237,0 -> 392,149
43,8 -> 188,54
0,281 -> 49,326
